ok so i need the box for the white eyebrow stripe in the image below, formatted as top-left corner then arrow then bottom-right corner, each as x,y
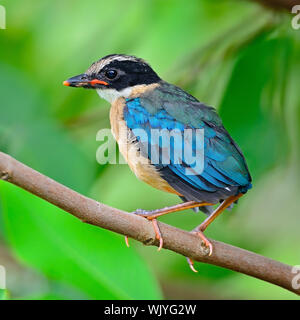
86,55 -> 147,74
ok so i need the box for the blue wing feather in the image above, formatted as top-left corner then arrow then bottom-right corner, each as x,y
124,91 -> 252,202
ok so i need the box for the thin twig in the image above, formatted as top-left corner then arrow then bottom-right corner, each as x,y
0,151 -> 298,295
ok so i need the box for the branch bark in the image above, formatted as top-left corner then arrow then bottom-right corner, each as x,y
0,151 -> 298,295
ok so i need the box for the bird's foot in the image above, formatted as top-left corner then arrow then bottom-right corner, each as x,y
186,230 -> 213,273
151,218 -> 163,251
125,209 -> 164,251
192,230 -> 213,257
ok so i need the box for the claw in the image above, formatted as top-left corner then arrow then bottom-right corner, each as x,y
152,219 -> 163,251
186,232 -> 212,273
194,231 -> 213,256
131,209 -> 164,251
186,257 -> 198,273
125,236 -> 130,248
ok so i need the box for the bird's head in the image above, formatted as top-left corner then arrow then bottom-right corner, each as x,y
63,54 -> 161,103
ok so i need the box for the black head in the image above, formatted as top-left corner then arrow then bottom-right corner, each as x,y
63,54 -> 161,91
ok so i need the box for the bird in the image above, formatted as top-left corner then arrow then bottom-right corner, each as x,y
63,54 -> 252,272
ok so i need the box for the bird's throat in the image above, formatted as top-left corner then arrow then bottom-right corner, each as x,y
96,87 -> 133,104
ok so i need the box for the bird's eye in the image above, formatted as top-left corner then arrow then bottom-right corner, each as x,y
105,69 -> 118,80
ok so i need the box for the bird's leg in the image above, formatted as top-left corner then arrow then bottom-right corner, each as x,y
194,193 -> 244,233
187,193 -> 244,272
133,201 -> 214,219
125,201 -> 214,249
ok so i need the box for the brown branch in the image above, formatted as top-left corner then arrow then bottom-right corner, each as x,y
0,151 -> 299,296
253,0 -> 300,11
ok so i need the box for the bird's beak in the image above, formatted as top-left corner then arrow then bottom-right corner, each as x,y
63,73 -> 109,88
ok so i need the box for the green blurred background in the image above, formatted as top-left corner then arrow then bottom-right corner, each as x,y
0,0 -> 299,300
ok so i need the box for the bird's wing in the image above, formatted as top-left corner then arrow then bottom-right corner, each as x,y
124,87 -> 251,203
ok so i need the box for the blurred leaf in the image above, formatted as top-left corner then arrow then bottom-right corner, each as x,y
22,293 -> 68,300
0,289 -> 8,300
91,163 -> 189,223
0,63 -> 161,300
219,32 -> 290,179
0,63 -> 96,193
0,181 -> 162,299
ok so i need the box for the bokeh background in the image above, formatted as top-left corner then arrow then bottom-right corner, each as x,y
0,0 -> 299,300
